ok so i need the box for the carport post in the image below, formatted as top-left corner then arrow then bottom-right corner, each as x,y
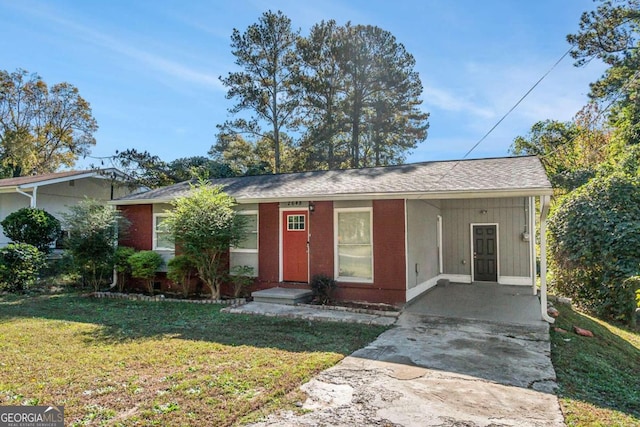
539,195 -> 554,324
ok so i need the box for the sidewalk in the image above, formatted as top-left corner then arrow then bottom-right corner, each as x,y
222,301 -> 398,326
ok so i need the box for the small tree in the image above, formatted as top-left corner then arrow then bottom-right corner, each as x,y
167,255 -> 195,298
114,246 -> 136,292
163,183 -> 246,300
1,207 -> 62,252
129,250 -> 164,296
62,199 -> 128,291
0,243 -> 46,292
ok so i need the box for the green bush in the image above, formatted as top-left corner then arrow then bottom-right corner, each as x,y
229,265 -> 254,298
0,243 -> 46,292
163,183 -> 247,300
1,208 -> 62,252
114,246 -> 136,292
62,199 -> 129,291
548,173 -> 640,324
167,255 -> 195,298
310,274 -> 337,305
129,250 -> 164,295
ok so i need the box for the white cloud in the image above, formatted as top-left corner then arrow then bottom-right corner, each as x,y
422,85 -> 495,119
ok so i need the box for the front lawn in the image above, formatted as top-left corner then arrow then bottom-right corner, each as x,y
550,304 -> 640,426
0,293 -> 388,426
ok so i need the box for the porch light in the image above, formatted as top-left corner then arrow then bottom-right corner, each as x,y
309,203 -> 315,212
480,209 -> 488,215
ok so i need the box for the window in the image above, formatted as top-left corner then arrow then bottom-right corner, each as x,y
232,211 -> 258,252
335,208 -> 373,282
287,214 -> 305,231
153,214 -> 174,251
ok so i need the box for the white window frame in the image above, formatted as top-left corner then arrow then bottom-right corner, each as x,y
231,210 -> 259,253
334,207 -> 374,283
153,213 -> 174,251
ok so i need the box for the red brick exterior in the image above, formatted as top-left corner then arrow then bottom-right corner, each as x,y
118,204 -> 153,250
258,203 -> 279,284
309,201 -> 334,278
119,199 -> 407,305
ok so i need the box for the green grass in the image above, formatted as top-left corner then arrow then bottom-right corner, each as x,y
550,304 -> 640,426
0,293 -> 388,426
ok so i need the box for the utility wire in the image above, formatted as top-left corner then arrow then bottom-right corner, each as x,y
461,48 -> 572,159
436,48 -> 572,183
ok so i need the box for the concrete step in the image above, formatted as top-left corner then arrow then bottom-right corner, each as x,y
252,287 -> 313,305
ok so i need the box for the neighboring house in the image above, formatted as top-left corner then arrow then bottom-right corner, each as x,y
113,156 -> 554,315
0,169 -> 135,247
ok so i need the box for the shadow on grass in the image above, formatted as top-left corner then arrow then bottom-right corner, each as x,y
0,293 -> 388,356
550,304 -> 640,420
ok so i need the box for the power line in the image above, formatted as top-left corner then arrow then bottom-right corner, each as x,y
461,48 -> 572,160
435,48 -> 572,184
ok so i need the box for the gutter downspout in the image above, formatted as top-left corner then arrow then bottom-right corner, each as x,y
539,194 -> 555,323
16,187 -> 37,208
109,269 -> 118,289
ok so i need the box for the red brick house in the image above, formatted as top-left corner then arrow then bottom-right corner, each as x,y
113,156 -> 553,313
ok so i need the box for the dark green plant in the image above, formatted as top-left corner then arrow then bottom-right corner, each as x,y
1,207 -> 62,252
548,173 -> 640,324
0,243 -> 46,292
310,274 -> 337,305
167,255 -> 195,298
61,199 -> 129,291
129,251 -> 164,296
114,246 -> 136,292
163,182 -> 247,300
229,265 -> 254,298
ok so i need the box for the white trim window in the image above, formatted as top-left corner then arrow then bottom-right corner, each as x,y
335,208 -> 373,282
153,214 -> 174,251
232,211 -> 259,253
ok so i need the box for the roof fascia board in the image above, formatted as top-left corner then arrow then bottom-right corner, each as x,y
110,188 -> 553,206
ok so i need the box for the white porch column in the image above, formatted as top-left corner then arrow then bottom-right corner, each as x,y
529,196 -> 536,295
539,195 -> 554,323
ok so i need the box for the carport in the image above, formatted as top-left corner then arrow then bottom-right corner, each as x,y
404,281 -> 546,326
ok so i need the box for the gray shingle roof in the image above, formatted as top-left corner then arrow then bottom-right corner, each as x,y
115,156 -> 552,204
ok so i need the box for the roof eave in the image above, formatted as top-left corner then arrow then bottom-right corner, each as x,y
111,187 -> 554,206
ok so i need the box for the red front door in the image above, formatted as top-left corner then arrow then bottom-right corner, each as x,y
282,210 -> 309,282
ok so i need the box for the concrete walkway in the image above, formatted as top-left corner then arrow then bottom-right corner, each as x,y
222,301 -> 397,326
249,311 -> 564,426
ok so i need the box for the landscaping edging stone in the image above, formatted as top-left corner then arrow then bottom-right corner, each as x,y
90,291 -> 246,306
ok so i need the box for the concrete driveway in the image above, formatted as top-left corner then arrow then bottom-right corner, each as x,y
250,311 -> 564,426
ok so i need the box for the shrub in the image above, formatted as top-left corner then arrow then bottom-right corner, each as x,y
62,199 -> 129,291
1,207 -> 62,252
548,173 -> 640,324
229,265 -> 254,298
163,182 -> 247,300
114,246 -> 136,292
0,243 -> 46,292
129,250 -> 164,295
310,274 -> 337,305
167,255 -> 195,298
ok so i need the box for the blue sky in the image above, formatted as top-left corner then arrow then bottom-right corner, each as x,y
0,0 -> 607,169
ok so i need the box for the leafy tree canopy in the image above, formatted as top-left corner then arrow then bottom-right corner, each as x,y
163,182 -> 246,299
0,69 -> 98,177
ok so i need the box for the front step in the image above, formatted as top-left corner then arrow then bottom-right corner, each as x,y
252,287 -> 313,305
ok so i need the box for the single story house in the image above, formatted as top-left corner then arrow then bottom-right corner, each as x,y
113,156 -> 555,321
0,169 -> 135,247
